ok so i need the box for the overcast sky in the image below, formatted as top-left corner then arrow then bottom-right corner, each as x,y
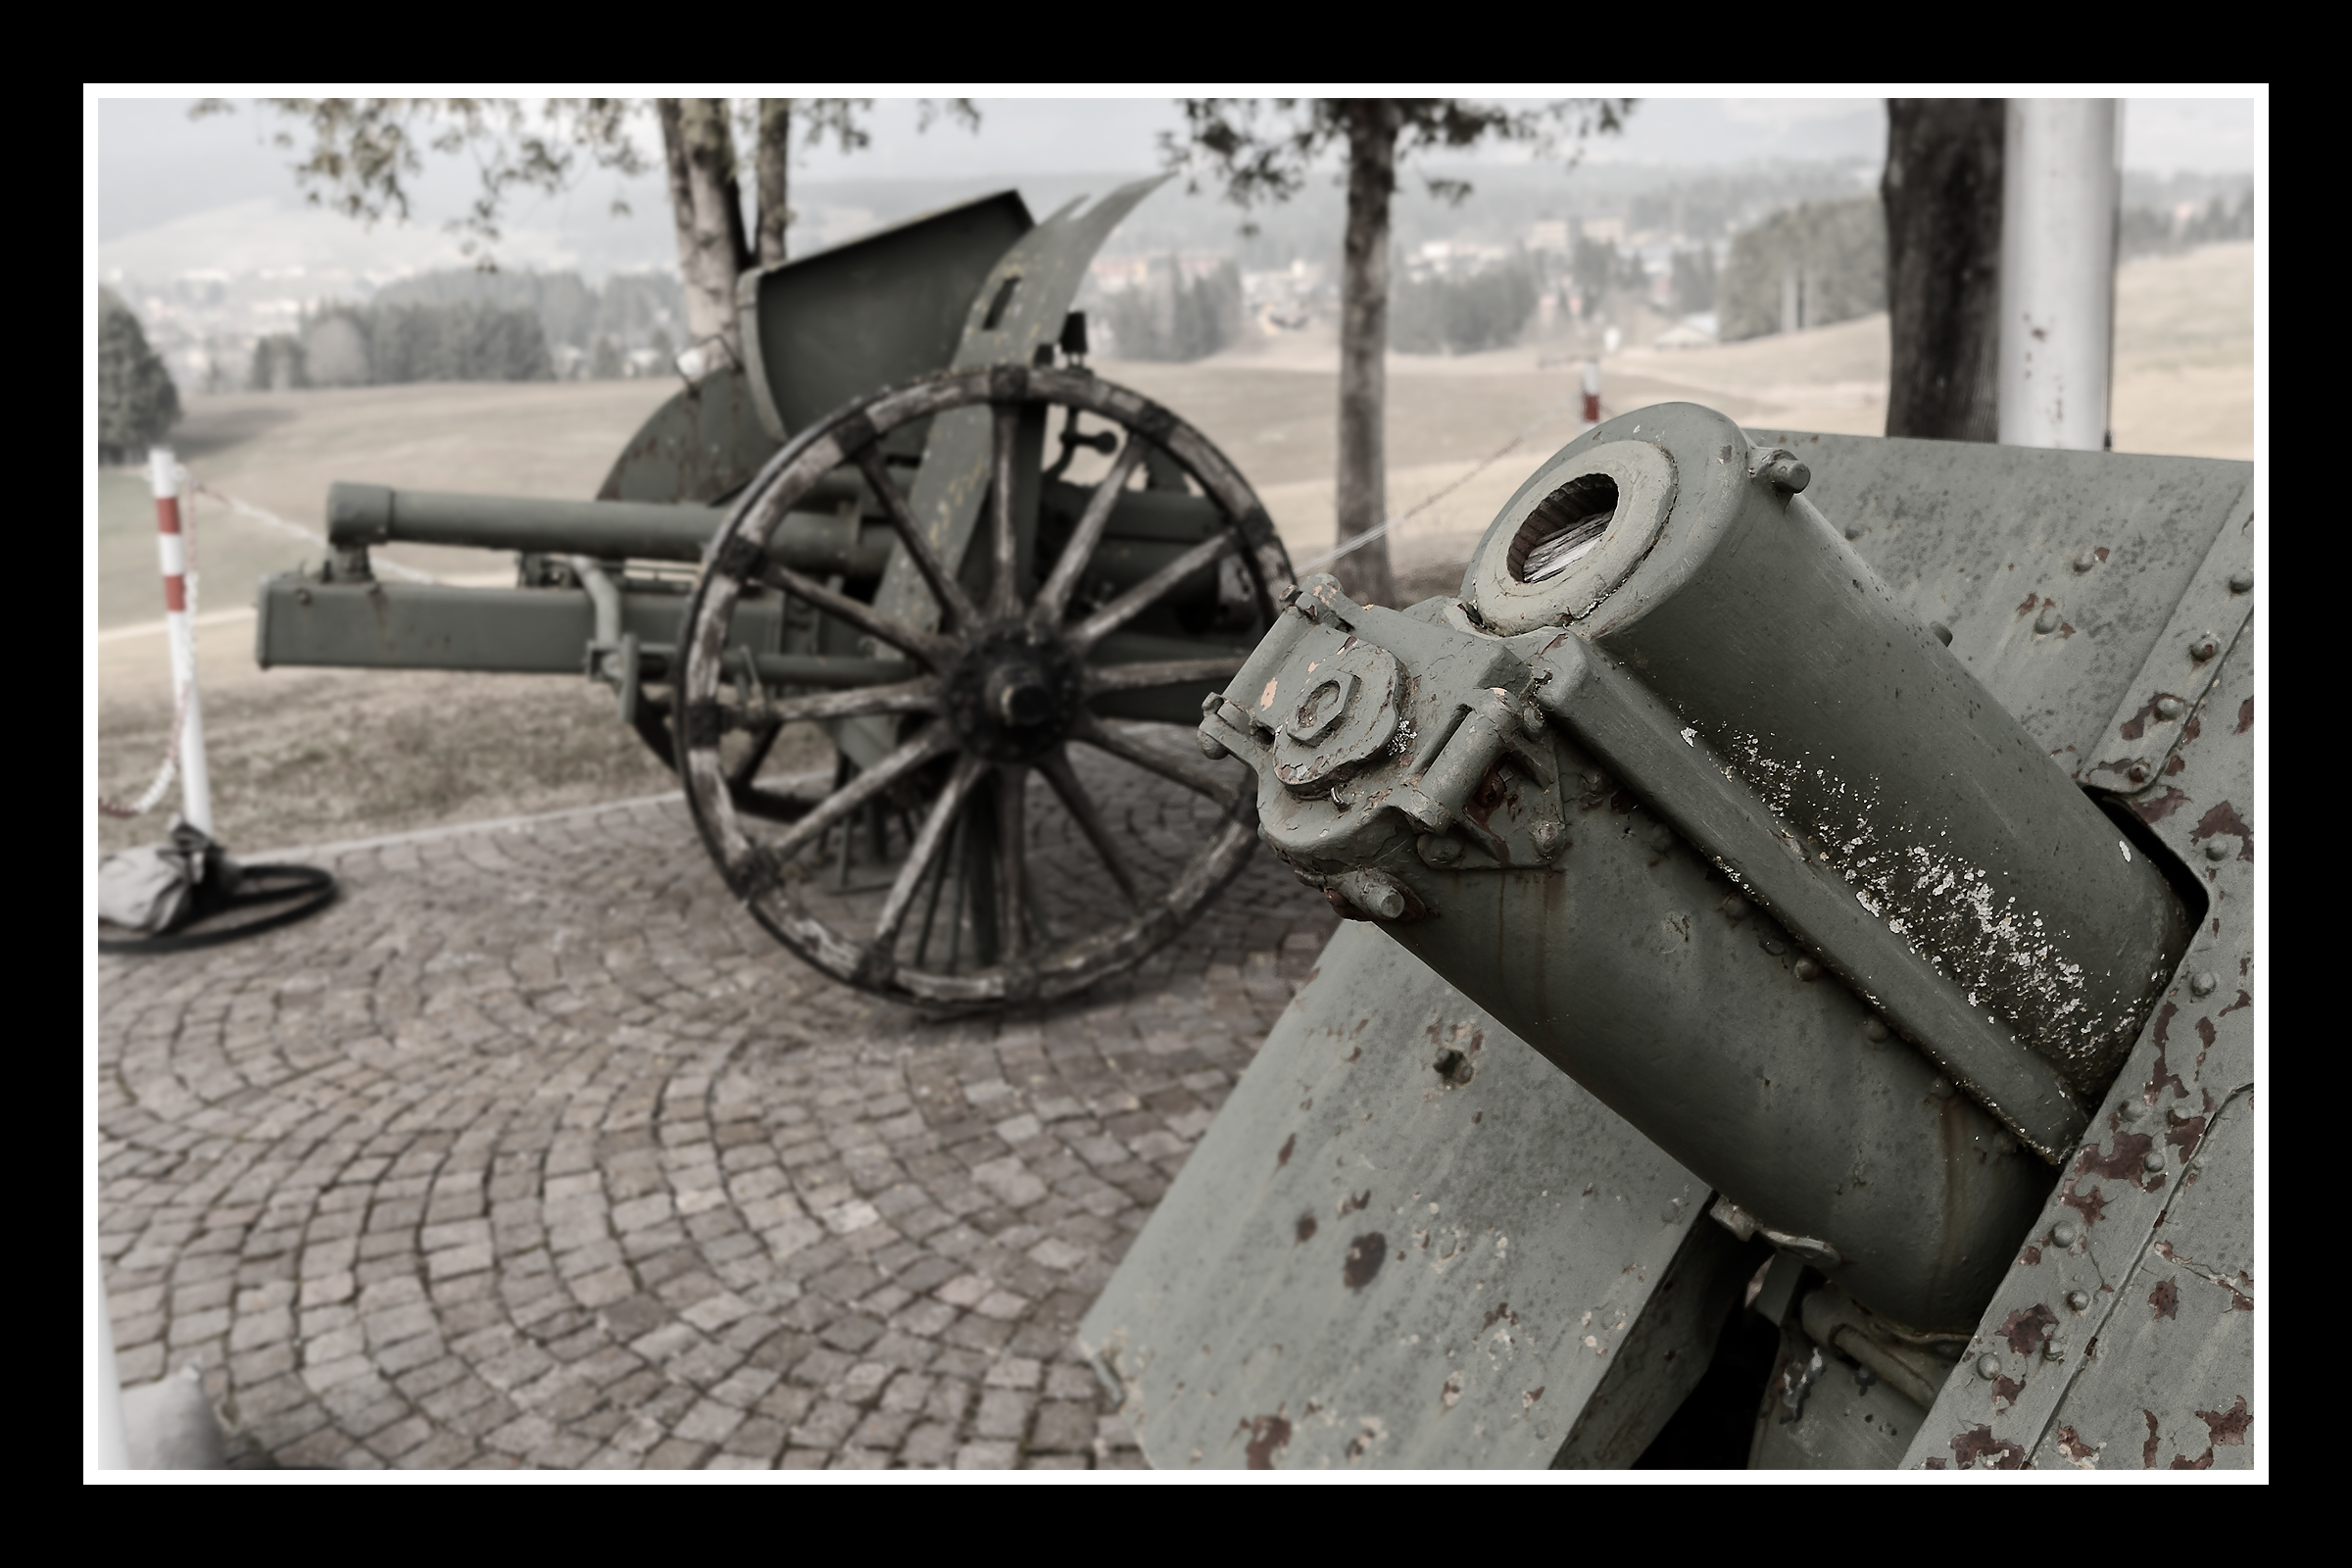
94,94 -> 2260,245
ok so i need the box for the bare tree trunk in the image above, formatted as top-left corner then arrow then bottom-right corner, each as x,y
1335,99 -> 1398,607
661,97 -> 753,368
1884,99 -> 2003,441
756,99 -> 793,269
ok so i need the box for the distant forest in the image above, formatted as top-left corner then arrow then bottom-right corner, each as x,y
249,270 -> 688,390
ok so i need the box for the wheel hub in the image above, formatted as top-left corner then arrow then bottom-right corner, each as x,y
944,624 -> 1086,763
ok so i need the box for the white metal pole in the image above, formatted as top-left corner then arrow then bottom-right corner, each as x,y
92,1242 -> 128,1469
1998,100 -> 2120,450
149,448 -> 212,835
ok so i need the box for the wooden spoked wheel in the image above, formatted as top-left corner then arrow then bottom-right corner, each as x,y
676,366 -> 1292,1007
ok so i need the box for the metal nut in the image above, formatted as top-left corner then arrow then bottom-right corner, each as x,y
2189,971 -> 2219,999
1417,833 -> 1464,869
2154,696 -> 2186,721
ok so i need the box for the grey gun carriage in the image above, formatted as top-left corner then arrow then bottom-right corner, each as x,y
1084,402 -> 2258,1471
257,178 -> 1297,1008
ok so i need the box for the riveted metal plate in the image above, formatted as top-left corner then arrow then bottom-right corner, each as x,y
1902,614 -> 2255,1470
1079,921 -> 1710,1469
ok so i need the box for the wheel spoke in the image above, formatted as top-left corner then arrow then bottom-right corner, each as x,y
765,724 -> 952,864
873,753 -> 986,952
1038,747 -> 1140,907
996,763 -> 1028,961
1031,436 -> 1147,627
759,561 -> 955,668
1069,710 -> 1245,805
1066,531 -> 1238,653
854,446 -> 981,632
1082,656 -> 1248,697
988,401 -> 1022,620
761,676 -> 941,728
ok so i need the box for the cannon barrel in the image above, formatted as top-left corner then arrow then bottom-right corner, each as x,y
325,478 -> 898,578
1197,403 -> 2195,1334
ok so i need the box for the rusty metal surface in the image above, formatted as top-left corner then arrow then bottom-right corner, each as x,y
1745,429 -> 2251,767
594,363 -> 778,506
1901,601 -> 2256,1470
1079,920 -> 1710,1469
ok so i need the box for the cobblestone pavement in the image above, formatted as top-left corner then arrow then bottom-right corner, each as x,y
98,738 -> 1335,1470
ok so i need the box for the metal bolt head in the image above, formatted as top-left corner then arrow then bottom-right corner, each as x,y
2034,606 -> 2062,634
2154,696 -> 2186,721
2189,971 -> 2219,999
1531,819 -> 1566,858
2188,635 -> 2219,662
2128,764 -> 2149,783
1792,956 -> 1824,982
2051,1220 -> 2079,1249
2121,1100 -> 2148,1122
2142,1150 -> 2167,1173
1976,1353 -> 2002,1380
1417,833 -> 1464,869
1198,729 -> 1231,760
1644,821 -> 1676,853
1930,621 -> 1954,647
1928,1075 -> 1956,1101
1860,1017 -> 1889,1043
1518,699 -> 1547,738
2073,550 -> 2099,573
1843,525 -> 1861,541
2067,1290 -> 2091,1312
2204,840 -> 2230,862
1760,455 -> 1811,493
2228,568 -> 2254,594
1723,896 -> 1751,923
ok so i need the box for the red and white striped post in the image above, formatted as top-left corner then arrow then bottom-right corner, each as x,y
1580,358 -> 1602,428
150,447 -> 212,835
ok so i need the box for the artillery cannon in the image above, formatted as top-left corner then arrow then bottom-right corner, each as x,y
257,180 -> 1289,1007
1084,403 -> 2258,1470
